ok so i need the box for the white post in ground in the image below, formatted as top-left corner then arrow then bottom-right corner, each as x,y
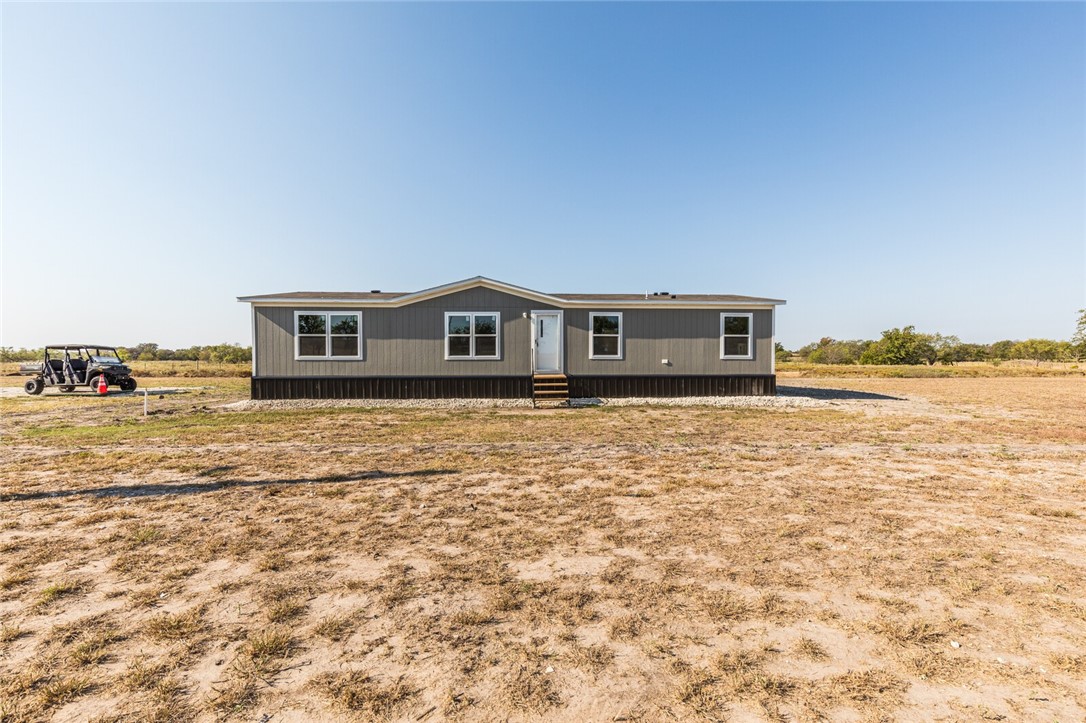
143,389 -> 148,417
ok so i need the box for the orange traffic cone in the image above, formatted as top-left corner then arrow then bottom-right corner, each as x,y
97,374 -> 108,395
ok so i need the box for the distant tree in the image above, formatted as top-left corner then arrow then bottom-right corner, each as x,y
988,340 -> 1018,361
860,326 -> 934,365
0,347 -> 43,362
128,343 -> 159,361
798,337 -> 870,365
112,343 -> 252,364
795,340 -> 821,360
819,341 -> 869,364
953,343 -> 989,363
929,333 -> 962,365
775,342 -> 790,363
1010,339 -> 1068,366
1073,309 -> 1086,361
198,343 -> 251,364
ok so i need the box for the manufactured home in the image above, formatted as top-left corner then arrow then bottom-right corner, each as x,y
238,277 -> 785,401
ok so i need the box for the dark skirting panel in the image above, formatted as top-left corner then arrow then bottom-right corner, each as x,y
252,375 -> 776,400
252,376 -> 532,400
567,375 -> 775,398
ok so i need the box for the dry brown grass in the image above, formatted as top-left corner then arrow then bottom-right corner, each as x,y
0,376 -> 1083,720
313,670 -> 417,718
143,607 -> 206,642
779,360 -> 1085,377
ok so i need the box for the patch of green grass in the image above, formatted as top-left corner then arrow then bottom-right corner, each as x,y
131,526 -> 163,545
20,407 -> 378,445
242,628 -> 295,674
313,613 -> 356,641
116,657 -> 169,692
71,631 -> 118,666
39,675 -> 92,708
266,599 -> 307,624
37,578 -> 84,608
0,622 -> 26,644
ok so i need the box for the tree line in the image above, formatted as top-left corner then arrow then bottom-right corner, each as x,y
0,343 -> 252,364
785,310 -> 1086,366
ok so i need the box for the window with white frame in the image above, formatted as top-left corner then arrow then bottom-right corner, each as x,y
589,312 -> 623,359
720,313 -> 753,359
445,312 -> 500,359
295,311 -> 362,360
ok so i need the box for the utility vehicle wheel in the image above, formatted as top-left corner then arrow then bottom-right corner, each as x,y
87,374 -> 101,392
24,378 -> 44,395
59,386 -> 75,393
120,378 -> 137,392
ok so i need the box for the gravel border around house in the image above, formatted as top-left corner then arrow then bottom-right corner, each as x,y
221,394 -> 840,411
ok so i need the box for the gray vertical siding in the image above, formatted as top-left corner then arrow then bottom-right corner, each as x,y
254,291 -> 774,378
565,308 -> 773,376
255,288 -> 558,377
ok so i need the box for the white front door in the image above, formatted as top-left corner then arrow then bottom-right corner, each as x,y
532,311 -> 562,373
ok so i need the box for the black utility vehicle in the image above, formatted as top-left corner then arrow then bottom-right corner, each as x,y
20,345 -> 137,395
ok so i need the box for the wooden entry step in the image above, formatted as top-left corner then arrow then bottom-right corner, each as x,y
532,373 -> 569,408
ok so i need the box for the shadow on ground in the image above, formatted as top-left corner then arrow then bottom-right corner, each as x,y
777,386 -> 905,401
1,469 -> 456,502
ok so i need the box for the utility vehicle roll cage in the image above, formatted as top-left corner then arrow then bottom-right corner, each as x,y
42,345 -> 121,386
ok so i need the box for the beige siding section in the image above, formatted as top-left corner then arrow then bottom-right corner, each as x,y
565,308 -> 774,376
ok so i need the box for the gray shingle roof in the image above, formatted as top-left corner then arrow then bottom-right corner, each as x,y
237,277 -> 785,305
239,291 -> 405,300
240,290 -> 782,303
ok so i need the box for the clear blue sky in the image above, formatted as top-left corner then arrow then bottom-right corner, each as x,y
3,2 -> 1083,350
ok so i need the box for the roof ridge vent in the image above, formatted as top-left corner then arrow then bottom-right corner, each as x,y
370,289 -> 382,293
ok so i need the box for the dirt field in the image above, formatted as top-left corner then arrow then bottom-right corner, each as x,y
1,377 -> 1083,722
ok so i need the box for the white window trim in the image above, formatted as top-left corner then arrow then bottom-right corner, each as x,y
589,311 -> 624,360
294,310 -> 364,361
444,311 -> 501,361
720,312 -> 754,360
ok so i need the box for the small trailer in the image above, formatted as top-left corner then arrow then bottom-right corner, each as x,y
20,344 -> 137,395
